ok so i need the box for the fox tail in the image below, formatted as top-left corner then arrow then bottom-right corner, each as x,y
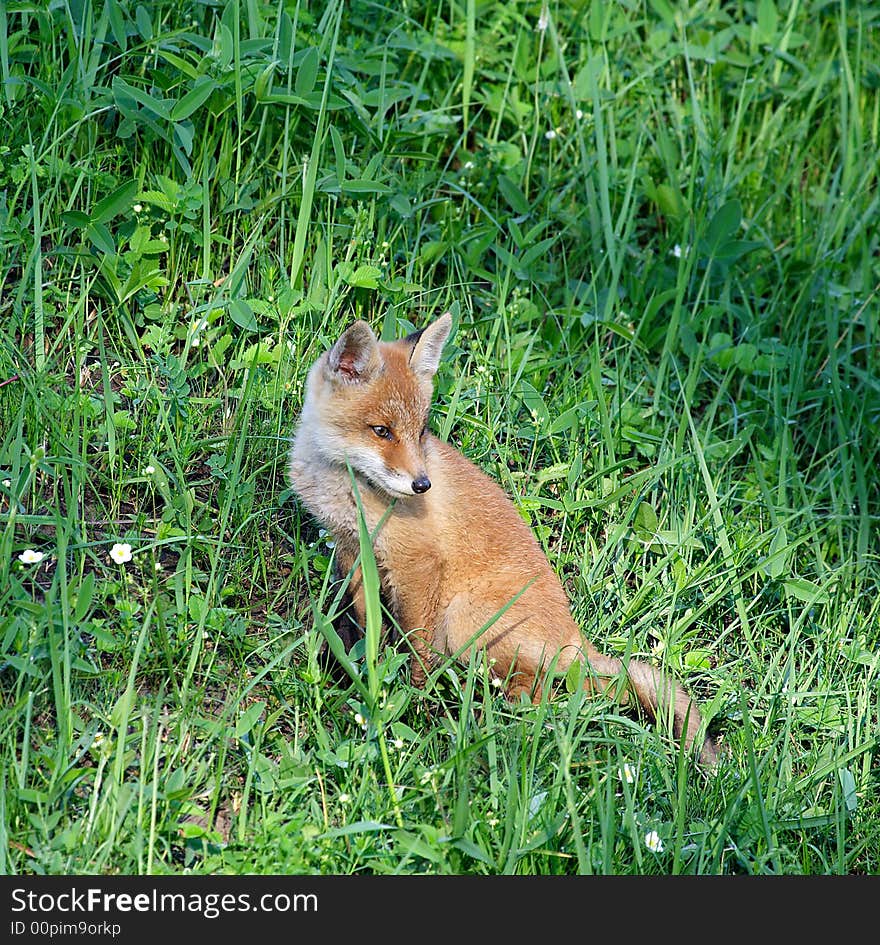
585,652 -> 719,766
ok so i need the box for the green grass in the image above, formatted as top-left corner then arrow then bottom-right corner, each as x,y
1,0 -> 878,875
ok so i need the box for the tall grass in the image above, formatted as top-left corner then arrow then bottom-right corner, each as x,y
0,0 -> 877,875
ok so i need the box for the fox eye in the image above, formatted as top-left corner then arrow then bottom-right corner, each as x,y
371,425 -> 393,440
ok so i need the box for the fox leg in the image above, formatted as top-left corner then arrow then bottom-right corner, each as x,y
404,629 -> 435,688
505,670 -> 542,703
394,564 -> 443,689
332,542 -> 366,649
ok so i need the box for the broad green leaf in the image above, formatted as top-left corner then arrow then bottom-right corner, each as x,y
112,77 -> 171,120
449,837 -> 494,866
87,222 -> 117,257
62,210 -> 91,228
170,79 -> 216,121
92,179 -> 138,224
705,198 -> 742,253
757,0 -> 778,42
784,577 -> 830,605
766,525 -> 789,579
518,379 -> 549,423
635,501 -> 659,534
838,768 -> 858,813
340,179 -> 392,195
549,406 -> 580,435
344,265 -> 382,289
235,700 -> 266,738
648,0 -> 676,26
296,47 -> 320,96
565,658 -> 584,694
109,689 -> 132,727
106,0 -> 127,51
320,821 -> 393,839
72,571 -> 95,623
498,175 -> 529,215
229,299 -> 258,332
135,4 -> 152,40
330,124 -> 346,183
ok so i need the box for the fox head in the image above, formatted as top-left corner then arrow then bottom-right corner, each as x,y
300,312 -> 452,498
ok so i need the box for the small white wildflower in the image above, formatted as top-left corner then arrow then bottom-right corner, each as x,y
393,738 -> 404,750
476,364 -> 486,373
18,549 -> 45,564
154,561 -> 163,571
536,4 -> 549,32
267,294 -> 275,302
644,830 -> 664,853
3,478 -> 12,488
619,763 -> 637,784
338,792 -> 351,803
576,109 -> 584,120
159,233 -> 168,243
672,244 -> 690,258
463,161 -> 474,170
191,318 -> 208,332
487,817 -> 500,827
491,676 -> 503,688
354,712 -> 367,729
545,129 -> 557,140
133,204 -> 143,213
142,465 -> 155,476
190,337 -> 201,348
109,542 -> 133,564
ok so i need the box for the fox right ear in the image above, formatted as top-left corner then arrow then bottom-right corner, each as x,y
326,321 -> 381,383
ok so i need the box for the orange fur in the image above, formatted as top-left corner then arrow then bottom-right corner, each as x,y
289,313 -> 718,765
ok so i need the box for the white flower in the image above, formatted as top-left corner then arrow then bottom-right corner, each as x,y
354,712 -> 367,729
2,478 -> 11,488
672,244 -> 689,258
537,4 -> 549,32
491,676 -> 503,688
142,465 -> 155,476
576,109 -> 584,120
393,738 -> 404,750
338,793 -> 350,803
463,161 -> 474,171
18,549 -> 44,564
133,204 -> 143,213
644,830 -> 664,853
619,763 -> 637,784
110,542 -> 133,564
545,129 -> 557,140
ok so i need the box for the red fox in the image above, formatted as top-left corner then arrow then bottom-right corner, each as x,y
288,312 -> 719,765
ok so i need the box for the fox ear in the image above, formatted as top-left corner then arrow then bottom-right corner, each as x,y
326,321 -> 381,383
408,311 -> 452,377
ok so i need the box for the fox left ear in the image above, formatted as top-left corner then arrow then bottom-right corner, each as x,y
326,320 -> 381,383
408,311 -> 452,377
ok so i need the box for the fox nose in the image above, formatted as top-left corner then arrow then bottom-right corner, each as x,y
412,475 -> 431,494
